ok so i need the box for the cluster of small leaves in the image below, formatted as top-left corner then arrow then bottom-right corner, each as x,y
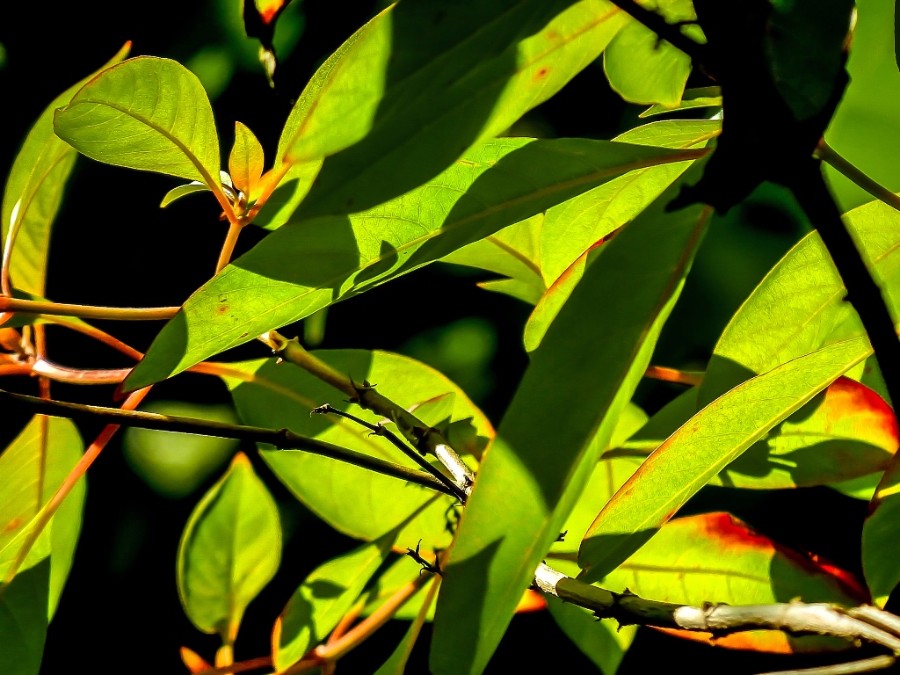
2,1 -> 900,674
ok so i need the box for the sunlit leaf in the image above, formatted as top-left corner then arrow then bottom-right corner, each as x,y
430,166 -> 711,675
579,336 -> 872,583
279,0 -> 631,217
54,57 -> 221,187
710,376 -> 898,488
177,452 -> 281,642
1,42 -> 130,295
160,182 -> 210,208
603,0 -> 701,107
225,350 -> 491,550
700,197 -> 900,407
126,137 -> 700,389
229,121 -> 265,200
273,533 -> 397,671
640,86 -> 722,117
596,512 -> 868,652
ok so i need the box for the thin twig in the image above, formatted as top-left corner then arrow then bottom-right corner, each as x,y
0,387 -> 456,496
815,139 -> 900,215
0,296 -> 179,321
758,655 -> 896,675
312,404 -> 467,501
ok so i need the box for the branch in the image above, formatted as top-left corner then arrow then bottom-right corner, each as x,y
262,331 -> 475,496
533,563 -> 900,655
0,296 -> 179,321
815,140 -> 900,214
0,387 -> 457,497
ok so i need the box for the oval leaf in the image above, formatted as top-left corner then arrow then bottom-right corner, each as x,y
177,452 -> 281,641
225,350 -> 491,550
229,121 -> 264,200
54,56 -> 221,186
274,534 -> 396,671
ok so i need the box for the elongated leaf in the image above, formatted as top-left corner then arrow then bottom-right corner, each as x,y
640,86 -> 722,117
0,559 -> 50,675
374,577 -> 440,675
273,534 -> 397,671
579,336 -> 873,583
700,197 -> 900,406
863,452 -> 900,605
709,376 -> 898,488
280,0 -> 630,217
126,137 -> 699,390
1,43 -> 130,295
597,512 -> 868,652
225,350 -> 491,550
545,590 -> 636,674
430,167 -> 711,675
0,416 -> 85,617
177,452 -> 281,642
54,57 -> 221,186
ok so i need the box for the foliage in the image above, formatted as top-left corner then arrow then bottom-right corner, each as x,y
2,1 -> 900,673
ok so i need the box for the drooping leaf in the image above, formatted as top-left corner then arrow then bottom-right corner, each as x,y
700,197 -> 900,407
1,42 -> 130,295
126,137 -> 701,390
0,559 -> 50,675
579,336 -> 872,583
0,416 -> 85,617
373,576 -> 441,675
177,452 -> 281,642
225,350 -> 491,550
273,532 -> 397,671
603,0 -> 702,107
229,121 -> 265,200
545,591 -> 636,674
863,452 -> 900,605
429,166 -> 711,675
54,57 -> 221,187
278,0 -> 631,218
596,512 -> 868,652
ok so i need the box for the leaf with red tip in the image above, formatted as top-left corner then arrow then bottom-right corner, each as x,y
596,512 -> 869,653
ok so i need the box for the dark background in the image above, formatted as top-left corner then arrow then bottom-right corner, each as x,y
0,1 -> 879,672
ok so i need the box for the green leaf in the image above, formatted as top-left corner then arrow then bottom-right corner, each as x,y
639,86 -> 722,117
274,533 -> 397,671
1,43 -> 130,295
863,453 -> 900,605
708,376 -> 897,489
603,0 -> 701,106
429,168 -> 711,675
177,452 -> 281,642
160,182 -> 210,208
54,56 -> 221,186
596,512 -> 867,652
225,350 -> 490,550
523,121 -> 718,351
579,336 -> 872,583
0,416 -> 85,617
765,0 -> 856,121
543,561 -> 636,674
126,137 -> 699,390
440,213 -> 546,305
374,576 -> 441,675
700,197 -> 900,407
279,0 -> 630,217
0,559 -> 50,675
